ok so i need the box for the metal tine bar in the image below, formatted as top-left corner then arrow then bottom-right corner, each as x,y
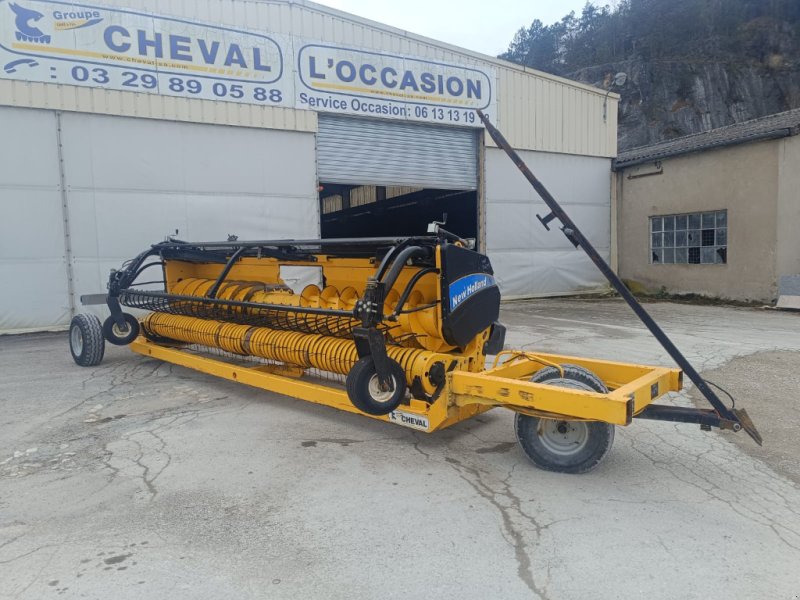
123,289 -> 397,341
154,236 -> 440,250
122,289 -> 354,318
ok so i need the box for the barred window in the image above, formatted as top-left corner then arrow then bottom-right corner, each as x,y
650,210 -> 727,265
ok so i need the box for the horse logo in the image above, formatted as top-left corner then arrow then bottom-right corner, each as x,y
9,3 -> 51,44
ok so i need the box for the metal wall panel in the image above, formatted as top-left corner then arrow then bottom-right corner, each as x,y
0,107 -> 72,332
493,69 -> 618,158
0,0 -> 616,157
318,115 -> 478,189
60,111 -> 318,322
485,148 -> 612,298
0,80 -> 317,134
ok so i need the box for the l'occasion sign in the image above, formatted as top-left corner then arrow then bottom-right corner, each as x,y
0,0 -> 496,126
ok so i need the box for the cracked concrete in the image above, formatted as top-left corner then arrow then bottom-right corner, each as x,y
1,298 -> 799,599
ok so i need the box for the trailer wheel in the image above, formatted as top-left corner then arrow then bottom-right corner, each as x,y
103,313 -> 140,346
515,364 -> 615,474
346,357 -> 407,416
69,313 -> 105,367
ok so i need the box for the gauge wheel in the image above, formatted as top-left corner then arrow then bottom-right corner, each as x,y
515,364 -> 615,474
102,313 -> 140,346
69,313 -> 105,367
346,356 -> 407,416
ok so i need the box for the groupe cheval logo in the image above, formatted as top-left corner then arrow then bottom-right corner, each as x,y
9,2 -> 102,45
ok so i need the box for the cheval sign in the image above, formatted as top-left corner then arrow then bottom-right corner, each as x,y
0,1 -> 496,126
0,1 -> 289,105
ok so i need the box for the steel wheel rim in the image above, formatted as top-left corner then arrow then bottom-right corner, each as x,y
537,419 -> 589,456
112,322 -> 130,337
367,373 -> 395,405
70,326 -> 83,355
535,376 -> 594,456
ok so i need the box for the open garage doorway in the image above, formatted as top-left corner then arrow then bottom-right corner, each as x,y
317,115 -> 480,243
320,185 -> 477,239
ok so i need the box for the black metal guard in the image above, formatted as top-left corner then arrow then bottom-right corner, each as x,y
119,289 -> 374,339
477,109 -> 762,445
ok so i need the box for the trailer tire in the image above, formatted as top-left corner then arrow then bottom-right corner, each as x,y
515,364 -> 614,474
103,313 -> 140,346
346,357 -> 407,416
69,313 -> 105,367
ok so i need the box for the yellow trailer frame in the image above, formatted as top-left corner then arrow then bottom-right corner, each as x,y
129,337 -> 682,433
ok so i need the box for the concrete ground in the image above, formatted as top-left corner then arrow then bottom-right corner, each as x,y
1,299 -> 799,600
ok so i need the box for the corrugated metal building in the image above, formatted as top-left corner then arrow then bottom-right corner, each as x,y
0,0 -> 618,332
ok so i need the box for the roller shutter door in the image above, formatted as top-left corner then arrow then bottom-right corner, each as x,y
317,115 -> 478,189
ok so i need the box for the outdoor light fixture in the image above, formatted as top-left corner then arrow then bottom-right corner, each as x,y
603,71 -> 628,123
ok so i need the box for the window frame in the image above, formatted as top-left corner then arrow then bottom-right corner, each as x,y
649,209 -> 727,266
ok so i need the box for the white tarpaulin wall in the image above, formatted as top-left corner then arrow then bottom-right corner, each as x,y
0,108 -> 72,331
0,107 -> 318,332
485,148 -> 612,298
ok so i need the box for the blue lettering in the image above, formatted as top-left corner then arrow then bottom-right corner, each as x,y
137,30 -> 163,58
169,34 -> 192,61
309,56 -> 325,79
466,79 -> 482,99
54,9 -> 101,19
336,60 -> 356,83
224,44 -> 247,68
400,71 -> 419,92
359,63 -> 376,85
446,77 -> 464,97
419,72 -> 436,93
381,67 -> 397,88
252,47 -> 271,72
104,25 -> 130,53
198,39 -> 220,64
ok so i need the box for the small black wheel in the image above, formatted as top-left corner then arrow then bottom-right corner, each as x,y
69,313 -> 105,367
102,313 -> 140,346
515,364 -> 615,474
346,357 -> 407,416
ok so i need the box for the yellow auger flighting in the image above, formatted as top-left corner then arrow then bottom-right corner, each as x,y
68,114 -> 761,473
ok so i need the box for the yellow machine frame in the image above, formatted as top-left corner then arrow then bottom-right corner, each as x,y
129,337 -> 682,433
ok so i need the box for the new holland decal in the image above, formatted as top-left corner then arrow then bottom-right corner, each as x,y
448,273 -> 496,312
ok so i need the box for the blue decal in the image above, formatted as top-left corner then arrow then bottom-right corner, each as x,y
4,57 -> 38,73
10,3 -> 50,44
449,274 -> 496,312
297,44 -> 493,110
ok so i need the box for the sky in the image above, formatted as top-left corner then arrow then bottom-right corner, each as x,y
313,0 -> 592,57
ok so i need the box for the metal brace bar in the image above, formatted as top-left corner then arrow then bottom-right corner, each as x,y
206,247 -> 246,299
477,109 -> 761,445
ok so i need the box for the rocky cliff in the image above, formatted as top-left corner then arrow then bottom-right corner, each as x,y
569,20 -> 800,150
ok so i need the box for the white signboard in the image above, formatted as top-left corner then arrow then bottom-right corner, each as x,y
0,0 -> 292,105
0,1 -> 496,126
296,43 -> 494,127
